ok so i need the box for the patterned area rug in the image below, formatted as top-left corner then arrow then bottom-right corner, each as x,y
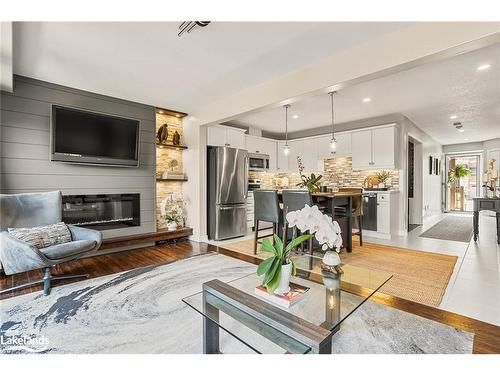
0,254 -> 472,354
220,239 -> 457,307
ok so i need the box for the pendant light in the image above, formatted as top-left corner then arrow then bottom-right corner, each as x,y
329,91 -> 337,151
283,104 -> 291,155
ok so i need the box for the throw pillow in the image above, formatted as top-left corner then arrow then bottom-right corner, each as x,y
8,222 -> 72,249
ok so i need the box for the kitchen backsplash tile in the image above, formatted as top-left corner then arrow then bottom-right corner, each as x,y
249,156 -> 399,190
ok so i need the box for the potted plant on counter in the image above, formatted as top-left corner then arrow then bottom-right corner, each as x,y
296,156 -> 323,193
375,170 -> 393,189
257,205 -> 342,294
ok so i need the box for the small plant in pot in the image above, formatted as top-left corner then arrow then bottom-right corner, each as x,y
163,213 -> 180,231
257,205 -> 342,294
375,170 -> 392,188
256,234 -> 312,294
296,156 -> 323,193
160,192 -> 187,231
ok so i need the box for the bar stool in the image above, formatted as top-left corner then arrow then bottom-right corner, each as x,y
253,189 -> 282,255
282,190 -> 314,254
335,187 -> 364,246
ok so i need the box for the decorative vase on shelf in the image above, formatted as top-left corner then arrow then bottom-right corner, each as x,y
165,221 -> 178,231
274,262 -> 293,295
172,131 -> 181,145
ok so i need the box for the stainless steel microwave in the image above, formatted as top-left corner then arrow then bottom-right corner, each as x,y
248,153 -> 270,171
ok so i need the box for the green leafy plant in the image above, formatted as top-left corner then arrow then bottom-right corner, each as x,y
296,173 -> 323,193
447,164 -> 471,185
375,170 -> 392,184
256,234 -> 312,293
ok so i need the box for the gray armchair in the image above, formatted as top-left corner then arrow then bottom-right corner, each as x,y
0,191 -> 102,295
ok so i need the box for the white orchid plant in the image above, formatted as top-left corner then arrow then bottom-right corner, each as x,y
160,192 -> 187,225
257,204 -> 342,293
286,204 -> 342,251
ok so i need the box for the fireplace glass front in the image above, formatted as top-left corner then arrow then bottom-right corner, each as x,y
62,194 -> 140,230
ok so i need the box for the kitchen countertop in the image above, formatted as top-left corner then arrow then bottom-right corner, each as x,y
363,190 -> 400,194
275,190 -> 362,197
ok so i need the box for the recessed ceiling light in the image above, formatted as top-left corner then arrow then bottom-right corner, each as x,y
464,138 -> 469,141
458,128 -> 465,133
362,98 -> 371,103
449,115 -> 457,120
477,63 -> 491,71
176,114 -> 181,118
292,115 -> 299,119
158,110 -> 164,114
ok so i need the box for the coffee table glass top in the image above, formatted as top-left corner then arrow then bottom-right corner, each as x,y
182,254 -> 392,354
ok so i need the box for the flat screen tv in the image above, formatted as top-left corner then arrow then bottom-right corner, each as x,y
51,105 -> 140,167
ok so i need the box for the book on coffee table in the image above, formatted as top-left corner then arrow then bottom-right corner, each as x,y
254,282 -> 310,308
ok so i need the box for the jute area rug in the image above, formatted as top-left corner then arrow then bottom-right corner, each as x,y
220,238 -> 457,307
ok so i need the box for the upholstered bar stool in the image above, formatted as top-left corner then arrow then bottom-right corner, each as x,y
253,190 -> 282,255
281,190 -> 314,254
335,187 -> 364,246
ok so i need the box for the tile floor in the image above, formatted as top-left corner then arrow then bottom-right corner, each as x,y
210,213 -> 500,326
365,212 -> 500,326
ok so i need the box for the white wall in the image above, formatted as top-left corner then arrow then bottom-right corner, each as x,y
398,118 -> 443,232
183,117 -> 206,242
0,22 -> 13,92
443,142 -> 484,154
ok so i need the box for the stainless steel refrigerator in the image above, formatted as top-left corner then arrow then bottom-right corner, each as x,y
207,146 -> 248,240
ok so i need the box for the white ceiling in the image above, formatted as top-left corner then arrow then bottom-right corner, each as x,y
232,43 -> 500,145
13,22 -> 409,113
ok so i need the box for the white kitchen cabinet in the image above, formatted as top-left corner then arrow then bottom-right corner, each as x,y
287,140 -> 304,172
207,126 -> 227,147
226,128 -> 247,149
207,125 -> 246,149
351,130 -> 373,169
334,133 -> 352,157
377,200 -> 391,234
301,138 -> 318,171
351,125 -> 397,170
372,127 -> 395,168
317,135 -> 336,160
317,133 -> 352,160
373,192 -> 399,237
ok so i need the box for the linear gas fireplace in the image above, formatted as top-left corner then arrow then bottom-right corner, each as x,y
62,193 -> 140,230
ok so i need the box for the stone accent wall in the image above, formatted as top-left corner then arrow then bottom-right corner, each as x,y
249,156 -> 399,190
156,113 -> 185,229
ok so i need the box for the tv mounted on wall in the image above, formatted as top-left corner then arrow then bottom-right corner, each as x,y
50,105 -> 140,167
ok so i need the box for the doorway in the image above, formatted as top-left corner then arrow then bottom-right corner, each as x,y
445,153 -> 481,212
407,137 -> 423,231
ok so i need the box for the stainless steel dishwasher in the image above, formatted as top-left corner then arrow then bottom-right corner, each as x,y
362,193 -> 378,231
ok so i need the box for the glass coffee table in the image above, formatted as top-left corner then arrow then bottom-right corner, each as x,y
182,254 -> 392,354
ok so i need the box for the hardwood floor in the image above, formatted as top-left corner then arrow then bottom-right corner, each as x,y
0,240 -> 210,300
1,241 -> 499,353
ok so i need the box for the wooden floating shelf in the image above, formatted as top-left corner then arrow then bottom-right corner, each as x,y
156,143 -> 188,150
100,227 -> 193,250
156,177 -> 188,182
156,108 -> 188,118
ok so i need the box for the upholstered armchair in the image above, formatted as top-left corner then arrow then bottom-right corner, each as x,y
0,191 -> 102,295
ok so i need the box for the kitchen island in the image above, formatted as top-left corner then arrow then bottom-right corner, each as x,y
276,191 -> 362,252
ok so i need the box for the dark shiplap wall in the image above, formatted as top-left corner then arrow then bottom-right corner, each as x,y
0,76 -> 156,239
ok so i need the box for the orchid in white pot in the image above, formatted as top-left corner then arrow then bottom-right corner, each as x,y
257,204 -> 342,295
160,193 -> 188,230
